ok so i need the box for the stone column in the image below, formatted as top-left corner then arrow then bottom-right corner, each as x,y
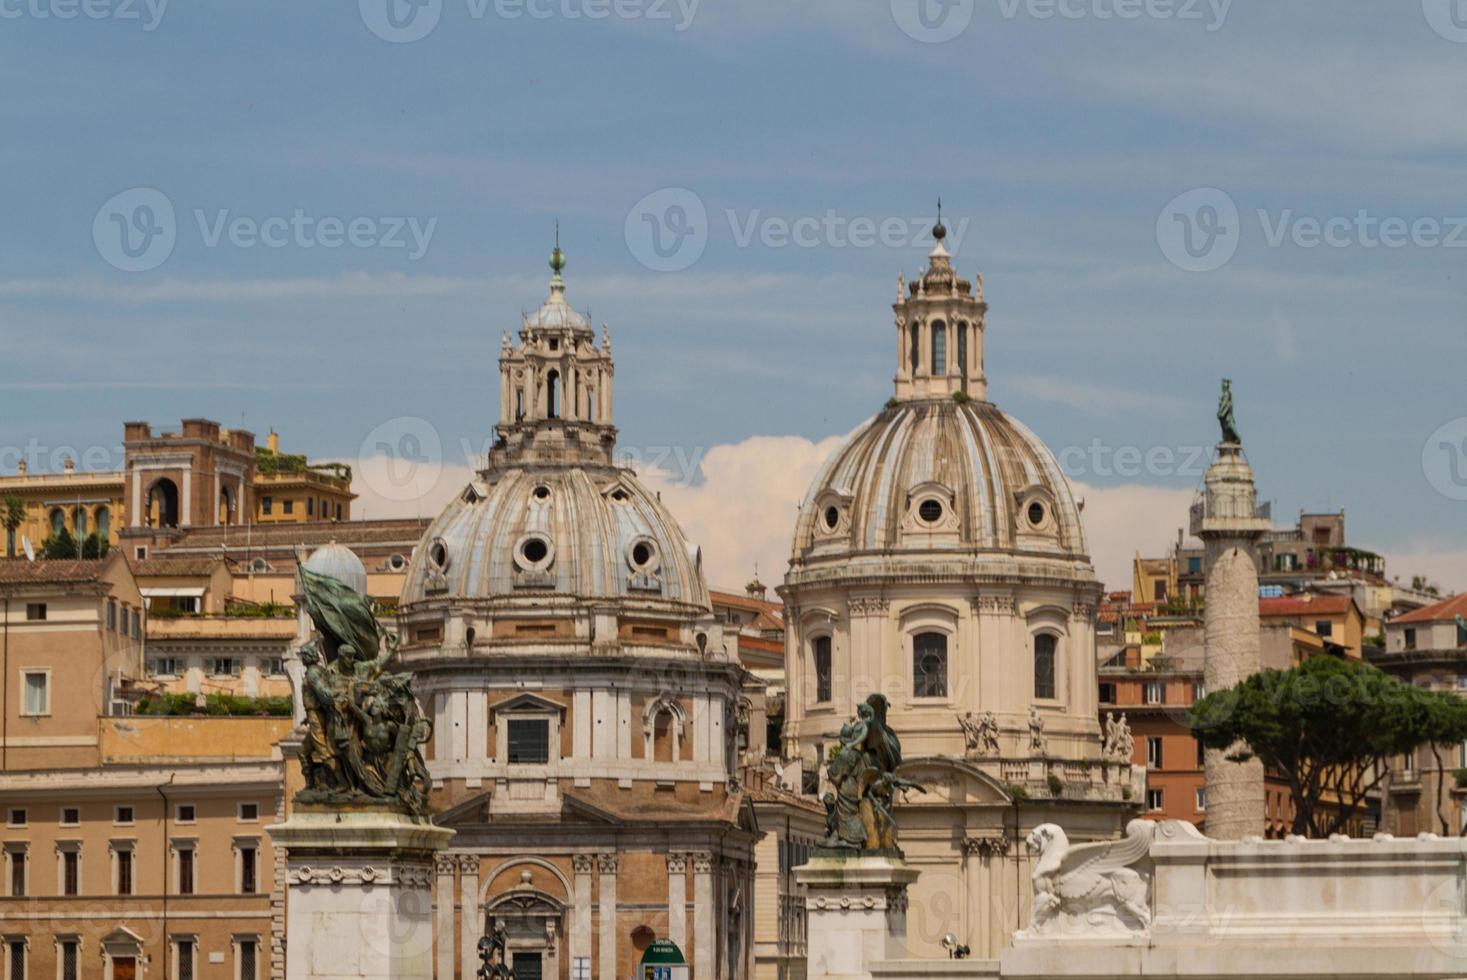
1192,441 -> 1271,840
692,852 -> 714,980
268,809 -> 453,980
795,853 -> 920,980
435,856 -> 457,980
459,854 -> 482,979
597,854 -> 618,980
666,853 -> 688,948
571,855 -> 594,978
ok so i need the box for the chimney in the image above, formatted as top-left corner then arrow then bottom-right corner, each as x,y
267,430 -> 280,454
17,460 -> 26,476
63,456 -> 75,476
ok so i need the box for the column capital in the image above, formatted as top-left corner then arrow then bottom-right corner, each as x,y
690,851 -> 713,874
435,856 -> 458,876
597,853 -> 619,875
456,854 -> 480,875
666,853 -> 687,874
572,854 -> 596,875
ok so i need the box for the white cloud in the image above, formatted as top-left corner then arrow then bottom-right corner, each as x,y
1072,481 -> 1197,593
1381,546 -> 1467,598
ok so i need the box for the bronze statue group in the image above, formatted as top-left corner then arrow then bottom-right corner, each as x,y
821,694 -> 925,852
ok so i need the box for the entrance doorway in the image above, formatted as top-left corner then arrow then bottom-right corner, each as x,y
512,952 -> 542,980
113,957 -> 137,980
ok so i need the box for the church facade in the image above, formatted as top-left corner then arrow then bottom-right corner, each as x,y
780,222 -> 1141,959
394,243 -> 760,980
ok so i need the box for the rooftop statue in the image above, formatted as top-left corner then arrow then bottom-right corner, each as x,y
820,694 -> 925,852
1218,378 -> 1241,446
294,555 -> 433,815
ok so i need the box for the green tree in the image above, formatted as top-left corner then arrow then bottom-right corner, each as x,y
1190,655 -> 1467,837
80,533 -> 109,560
40,527 -> 78,560
2,495 -> 23,557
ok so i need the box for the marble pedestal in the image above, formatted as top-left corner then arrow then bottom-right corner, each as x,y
796,851 -> 922,980
268,808 -> 455,980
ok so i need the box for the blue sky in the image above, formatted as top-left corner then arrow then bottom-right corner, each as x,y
3,0 -> 1465,591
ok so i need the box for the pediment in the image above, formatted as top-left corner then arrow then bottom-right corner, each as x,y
436,792 -> 492,828
897,756 -> 1016,806
492,692 -> 567,717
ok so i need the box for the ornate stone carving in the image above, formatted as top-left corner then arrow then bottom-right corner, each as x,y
1072,602 -> 1096,622
963,833 -> 1011,858
691,852 -> 713,874
293,863 -> 434,888
1021,820 -> 1154,938
1028,706 -> 1047,756
958,710 -> 1001,758
1102,711 -> 1134,763
435,856 -> 457,876
572,854 -> 595,875
847,597 -> 890,616
666,853 -> 687,874
597,854 -> 619,875
294,558 -> 432,815
977,595 -> 1016,616
456,854 -> 479,875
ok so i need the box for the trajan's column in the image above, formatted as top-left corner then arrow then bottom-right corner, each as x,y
1190,380 -> 1272,839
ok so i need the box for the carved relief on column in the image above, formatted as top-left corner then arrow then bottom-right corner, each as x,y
691,852 -> 713,874
976,594 -> 1015,616
847,597 -> 889,617
597,854 -> 619,875
572,854 -> 595,875
962,833 -> 1011,858
666,853 -> 687,874
1071,601 -> 1096,623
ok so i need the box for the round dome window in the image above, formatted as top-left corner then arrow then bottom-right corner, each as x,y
628,537 -> 661,573
823,505 -> 841,530
1027,501 -> 1047,527
532,485 -> 551,501
522,538 -> 548,564
429,541 -> 449,569
918,498 -> 944,524
388,553 -> 406,571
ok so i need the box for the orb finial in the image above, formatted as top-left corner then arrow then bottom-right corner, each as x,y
933,197 -> 947,242
549,221 -> 566,276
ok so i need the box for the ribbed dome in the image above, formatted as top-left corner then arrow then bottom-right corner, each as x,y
791,398 -> 1088,566
302,541 -> 368,596
401,465 -> 709,611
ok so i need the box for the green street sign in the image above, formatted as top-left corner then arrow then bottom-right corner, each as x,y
639,940 -> 689,980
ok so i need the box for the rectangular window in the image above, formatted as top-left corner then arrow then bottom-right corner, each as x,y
1196,738 -> 1206,768
240,845 -> 257,895
1188,557 -> 1202,574
60,807 -> 79,826
176,804 -> 195,824
1033,634 -> 1057,700
1315,620 -> 1333,638
205,658 -> 241,677
1098,682 -> 1116,704
238,803 -> 258,822
114,806 -> 134,825
21,671 -> 48,716
132,612 -> 140,640
306,498 -> 314,517
177,940 -> 194,980
148,658 -> 184,677
9,848 -> 26,897
335,504 -> 343,520
1145,682 -> 1164,705
1146,788 -> 1164,812
61,849 -> 79,896
107,601 -> 117,631
1196,788 -> 1207,811
177,845 -> 194,895
238,940 -> 257,980
813,636 -> 832,703
261,496 -> 272,515
8,940 -> 23,980
116,848 -> 133,895
1192,681 -> 1206,701
264,658 -> 285,677
914,632 -> 949,699
282,500 -> 293,515
6,809 -> 24,828
1147,737 -> 1163,768
60,941 -> 77,980
506,719 -> 550,765
24,603 -> 45,621
1405,627 -> 1417,650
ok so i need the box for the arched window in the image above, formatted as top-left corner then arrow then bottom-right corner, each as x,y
218,487 -> 233,526
913,632 -> 948,698
931,321 -> 947,376
147,478 -> 180,528
813,636 -> 833,703
1034,633 -> 1058,700
957,322 -> 968,378
95,507 -> 110,541
546,370 -> 560,419
653,711 -> 675,762
908,323 -> 919,373
72,507 -> 87,539
50,508 -> 65,536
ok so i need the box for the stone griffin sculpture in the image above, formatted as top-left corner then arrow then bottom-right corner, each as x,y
293,557 -> 433,815
821,694 -> 925,852
1218,378 -> 1241,446
1022,820 -> 1155,937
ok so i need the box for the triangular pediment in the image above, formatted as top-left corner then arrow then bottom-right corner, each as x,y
492,692 -> 567,717
435,792 -> 492,828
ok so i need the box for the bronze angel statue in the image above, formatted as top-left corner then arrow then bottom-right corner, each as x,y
820,694 -> 924,852
293,556 -> 433,815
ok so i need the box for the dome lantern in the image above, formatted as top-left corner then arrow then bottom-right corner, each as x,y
893,203 -> 989,402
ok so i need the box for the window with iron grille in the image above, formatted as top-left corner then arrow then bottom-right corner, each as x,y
62,850 -> 78,896
8,939 -> 23,980
913,632 -> 948,699
177,846 -> 194,895
60,941 -> 77,980
1034,634 -> 1057,700
8,849 -> 25,897
506,719 -> 550,765
238,940 -> 257,980
813,636 -> 832,702
177,940 -> 194,980
240,846 -> 257,894
117,848 -> 133,896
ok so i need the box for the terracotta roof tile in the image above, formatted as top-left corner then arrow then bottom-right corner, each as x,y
1394,593 -> 1467,625
1259,594 -> 1355,617
130,557 -> 223,577
0,559 -> 108,585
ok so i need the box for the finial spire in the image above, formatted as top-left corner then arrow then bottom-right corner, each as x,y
933,197 -> 947,242
549,221 -> 566,277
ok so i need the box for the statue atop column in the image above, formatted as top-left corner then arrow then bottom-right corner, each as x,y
293,553 -> 433,815
1217,378 -> 1241,446
820,694 -> 925,852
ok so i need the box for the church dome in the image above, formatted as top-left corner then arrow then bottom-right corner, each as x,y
791,398 -> 1087,566
401,464 -> 709,610
302,540 -> 368,595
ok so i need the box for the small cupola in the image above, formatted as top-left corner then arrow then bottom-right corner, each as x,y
892,203 -> 989,403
